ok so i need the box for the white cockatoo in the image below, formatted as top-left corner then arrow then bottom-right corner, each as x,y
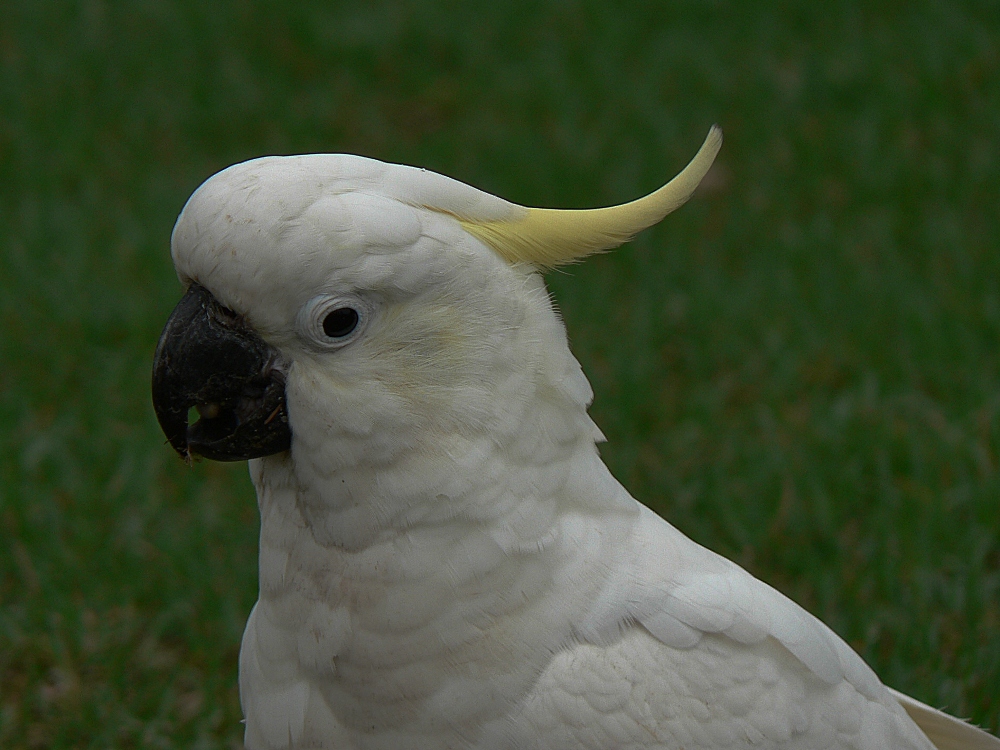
152,127 -> 998,750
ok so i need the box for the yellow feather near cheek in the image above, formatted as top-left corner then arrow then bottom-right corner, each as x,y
457,125 -> 723,270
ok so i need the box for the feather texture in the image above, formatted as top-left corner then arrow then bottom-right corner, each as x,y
162,132 -> 999,749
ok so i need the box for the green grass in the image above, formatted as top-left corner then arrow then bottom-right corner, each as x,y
2,0 -> 998,746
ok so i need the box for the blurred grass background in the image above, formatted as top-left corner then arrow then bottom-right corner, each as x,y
2,0 -> 998,746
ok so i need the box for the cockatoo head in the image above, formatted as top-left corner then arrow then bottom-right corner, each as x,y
152,128 -> 721,469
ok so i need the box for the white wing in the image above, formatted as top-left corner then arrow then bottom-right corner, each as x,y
498,495 -> 964,749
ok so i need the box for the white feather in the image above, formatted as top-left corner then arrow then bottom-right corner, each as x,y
167,148 -> 999,749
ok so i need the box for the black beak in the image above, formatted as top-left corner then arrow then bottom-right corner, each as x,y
151,283 -> 291,461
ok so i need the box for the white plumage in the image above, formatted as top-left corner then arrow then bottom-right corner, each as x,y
163,129 -> 999,749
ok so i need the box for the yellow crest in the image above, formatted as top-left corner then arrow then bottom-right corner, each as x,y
457,126 -> 722,269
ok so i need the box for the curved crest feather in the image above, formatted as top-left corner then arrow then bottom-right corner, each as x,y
456,126 -> 722,269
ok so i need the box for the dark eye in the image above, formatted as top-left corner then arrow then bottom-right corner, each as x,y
300,294 -> 369,349
322,307 -> 360,338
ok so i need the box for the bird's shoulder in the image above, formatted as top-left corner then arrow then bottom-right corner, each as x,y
576,503 -> 882,697
514,501 -> 935,749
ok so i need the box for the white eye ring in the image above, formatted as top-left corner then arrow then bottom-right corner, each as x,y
298,294 -> 371,349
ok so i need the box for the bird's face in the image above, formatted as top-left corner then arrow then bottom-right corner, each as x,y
152,130 -> 720,465
152,155 -> 555,465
